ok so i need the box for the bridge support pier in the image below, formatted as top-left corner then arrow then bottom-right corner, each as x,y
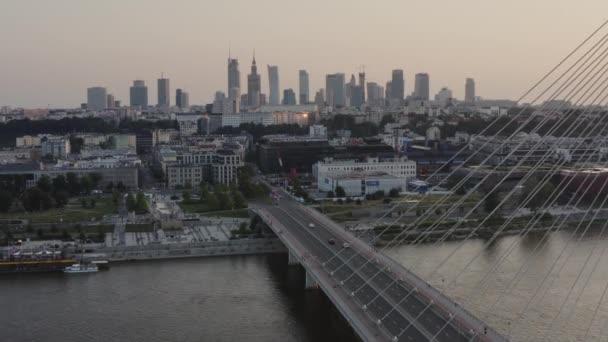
288,251 -> 299,266
305,270 -> 318,290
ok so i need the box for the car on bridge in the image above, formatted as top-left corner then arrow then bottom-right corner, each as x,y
342,242 -> 350,249
308,223 -> 315,228
328,238 -> 335,245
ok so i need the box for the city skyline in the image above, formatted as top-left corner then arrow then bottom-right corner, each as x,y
1,0 -> 607,108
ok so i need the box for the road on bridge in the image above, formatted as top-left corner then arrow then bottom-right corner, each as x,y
256,188 -> 491,342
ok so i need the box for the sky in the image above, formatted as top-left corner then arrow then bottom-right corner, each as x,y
0,0 -> 607,108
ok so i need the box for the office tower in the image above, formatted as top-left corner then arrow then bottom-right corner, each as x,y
130,80 -> 148,108
259,93 -> 267,106
176,88 -> 183,108
391,69 -> 405,101
212,91 -> 226,114
87,87 -> 107,111
366,82 -> 384,106
465,78 -> 476,104
385,81 -> 392,101
267,65 -> 280,105
157,76 -> 170,107
414,73 -> 430,101
358,72 -> 366,103
181,92 -> 189,109
315,89 -> 325,109
350,85 -> 364,108
114,100 -> 121,108
240,94 -> 249,109
282,89 -> 296,105
325,73 -> 345,108
228,57 -> 240,96
106,94 -> 115,109
299,70 -> 309,104
247,54 -> 261,108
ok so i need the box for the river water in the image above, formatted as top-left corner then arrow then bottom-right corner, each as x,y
2,230 -> 608,342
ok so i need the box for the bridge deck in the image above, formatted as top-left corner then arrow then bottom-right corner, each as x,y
253,196 -> 507,342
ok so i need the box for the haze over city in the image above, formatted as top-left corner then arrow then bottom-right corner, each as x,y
1,0 -> 607,108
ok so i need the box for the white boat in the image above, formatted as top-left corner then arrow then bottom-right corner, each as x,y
64,263 -> 98,274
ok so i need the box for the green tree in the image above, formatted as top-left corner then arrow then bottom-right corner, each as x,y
526,182 -> 556,212
81,198 -> 88,209
22,188 -> 53,211
37,175 -> 52,193
206,193 -> 220,211
53,191 -> 69,208
389,188 -> 400,198
136,192 -> 148,212
0,191 -> 13,212
484,190 -> 501,213
80,174 -> 93,195
112,190 -> 120,206
52,175 -> 68,193
232,190 -> 247,209
217,191 -> 233,210
126,193 -> 137,212
66,172 -> 80,195
182,191 -> 191,203
90,198 -> 96,208
327,190 -> 335,198
335,186 -> 346,198
89,173 -> 102,189
200,182 -> 209,201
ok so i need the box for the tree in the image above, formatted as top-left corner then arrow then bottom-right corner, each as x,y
37,175 -> 52,193
89,173 -> 102,189
182,191 -> 191,203
379,114 -> 396,128
22,188 -> 53,211
335,186 -> 346,198
389,188 -> 400,198
217,191 -> 233,210
200,182 -> 209,201
0,191 -> 12,212
116,181 -> 126,193
327,190 -> 335,198
53,191 -> 69,208
66,172 -> 80,195
112,190 -> 120,206
90,198 -> 96,208
126,193 -> 137,212
206,193 -> 220,211
232,190 -> 247,209
526,182 -> 556,212
484,190 -> 501,213
52,175 -> 67,193
136,192 -> 148,212
80,174 -> 93,195
81,198 -> 88,209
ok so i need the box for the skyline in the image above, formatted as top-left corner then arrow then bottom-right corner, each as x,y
1,0 -> 608,108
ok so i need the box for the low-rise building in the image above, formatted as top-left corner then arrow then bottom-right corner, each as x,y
41,137 -> 71,159
319,172 -> 409,197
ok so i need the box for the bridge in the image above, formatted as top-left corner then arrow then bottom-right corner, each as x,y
252,190 -> 507,342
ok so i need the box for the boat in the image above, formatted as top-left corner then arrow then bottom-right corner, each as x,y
64,263 -> 98,274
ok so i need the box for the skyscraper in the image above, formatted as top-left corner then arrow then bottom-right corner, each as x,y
87,87 -> 107,111
299,70 -> 309,104
228,57 -> 240,96
282,89 -> 296,105
180,91 -> 190,109
267,65 -> 280,106
414,73 -> 430,101
325,73 -> 345,108
315,89 -> 325,110
130,80 -> 148,108
157,76 -> 170,108
366,82 -> 384,106
391,69 -> 405,102
176,88 -> 183,108
106,94 -> 115,109
358,72 -> 366,104
247,54 -> 261,108
465,78 -> 476,104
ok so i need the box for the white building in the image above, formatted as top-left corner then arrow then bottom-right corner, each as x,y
16,135 -> 42,147
313,157 -> 416,192
426,126 -> 441,141
319,172 -> 409,197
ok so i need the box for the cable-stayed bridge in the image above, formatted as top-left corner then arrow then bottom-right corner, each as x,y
253,19 -> 608,342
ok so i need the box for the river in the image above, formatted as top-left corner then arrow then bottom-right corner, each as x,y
2,229 -> 608,341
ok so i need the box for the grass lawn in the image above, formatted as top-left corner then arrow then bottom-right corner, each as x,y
204,209 -> 250,218
125,223 -> 155,233
179,201 -> 249,218
0,196 -> 117,224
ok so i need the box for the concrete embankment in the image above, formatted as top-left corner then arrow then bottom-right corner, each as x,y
71,238 -> 287,262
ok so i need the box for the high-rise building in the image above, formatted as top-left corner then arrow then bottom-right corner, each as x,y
247,55 -> 261,108
435,87 -> 453,103
228,58 -> 240,96
157,76 -> 170,108
465,78 -> 476,104
315,89 -> 325,110
358,72 -> 366,104
366,82 -> 384,106
350,85 -> 364,108
176,88 -> 183,108
282,89 -> 297,105
87,87 -> 107,111
325,73 -> 345,108
130,80 -> 148,108
212,91 -> 226,114
414,73 -> 430,101
299,70 -> 309,104
176,89 -> 189,109
106,94 -> 115,109
267,65 -> 280,105
385,81 -> 392,102
391,69 -> 405,102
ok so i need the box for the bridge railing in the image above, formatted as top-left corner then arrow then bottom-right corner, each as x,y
302,205 -> 508,342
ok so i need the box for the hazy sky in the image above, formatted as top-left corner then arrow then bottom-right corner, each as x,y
1,0 -> 607,108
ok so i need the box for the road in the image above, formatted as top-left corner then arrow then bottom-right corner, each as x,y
259,195 -> 477,342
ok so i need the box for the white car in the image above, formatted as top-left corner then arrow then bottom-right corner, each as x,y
342,242 -> 350,248
308,223 -> 315,228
